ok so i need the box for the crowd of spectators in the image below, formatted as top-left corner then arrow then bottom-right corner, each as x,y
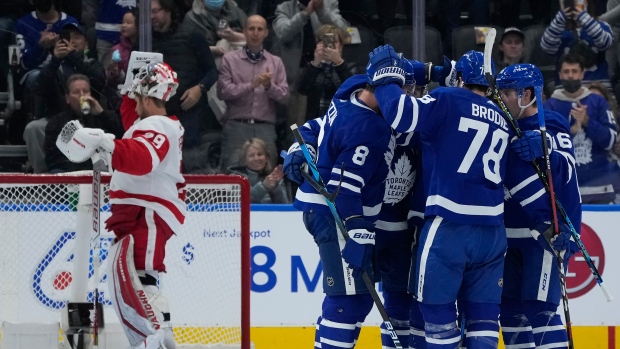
1,0 -> 620,204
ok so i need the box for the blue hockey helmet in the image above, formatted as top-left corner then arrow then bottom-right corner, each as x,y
455,50 -> 493,86
496,63 -> 543,91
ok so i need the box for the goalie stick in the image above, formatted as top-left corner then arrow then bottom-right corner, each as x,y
290,124 -> 404,349
91,151 -> 107,349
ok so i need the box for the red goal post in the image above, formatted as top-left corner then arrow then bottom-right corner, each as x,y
0,173 -> 251,349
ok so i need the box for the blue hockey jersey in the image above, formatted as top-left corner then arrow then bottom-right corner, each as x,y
293,75 -> 392,222
15,11 -> 78,71
375,85 -> 514,225
503,109 -> 582,237
96,0 -> 136,43
544,89 -> 619,203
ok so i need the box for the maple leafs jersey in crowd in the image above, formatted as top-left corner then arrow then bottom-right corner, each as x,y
503,109 -> 582,236
293,75 -> 392,222
544,90 -> 619,202
109,105 -> 187,232
374,85 -> 515,226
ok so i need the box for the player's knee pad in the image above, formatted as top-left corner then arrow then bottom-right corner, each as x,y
522,300 -> 567,348
461,302 -> 500,349
418,302 -> 461,348
409,298 -> 426,349
318,295 -> 372,349
499,297 -> 534,348
381,291 -> 411,349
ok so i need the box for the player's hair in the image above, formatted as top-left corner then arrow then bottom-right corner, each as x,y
456,72 -> 489,94
135,94 -> 166,108
559,52 -> 586,71
239,138 -> 273,174
315,24 -> 350,46
65,74 -> 90,94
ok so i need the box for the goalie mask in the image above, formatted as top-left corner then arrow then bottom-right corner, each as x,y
496,63 -> 543,119
128,62 -> 179,101
456,50 -> 494,87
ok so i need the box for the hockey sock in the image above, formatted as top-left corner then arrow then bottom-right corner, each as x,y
463,301 -> 500,349
418,302 -> 460,349
314,316 -> 322,349
318,294 -> 373,349
524,301 -> 568,349
381,291 -> 412,348
500,297 -> 535,349
409,298 -> 426,349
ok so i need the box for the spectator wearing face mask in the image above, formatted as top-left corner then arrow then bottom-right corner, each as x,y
541,0 -> 614,89
544,53 -> 620,204
184,0 -> 247,58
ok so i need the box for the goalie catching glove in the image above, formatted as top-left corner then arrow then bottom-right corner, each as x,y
341,217 -> 375,278
56,120 -> 115,163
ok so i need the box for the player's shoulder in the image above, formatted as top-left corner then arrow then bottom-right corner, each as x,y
543,109 -> 571,133
133,115 -> 183,134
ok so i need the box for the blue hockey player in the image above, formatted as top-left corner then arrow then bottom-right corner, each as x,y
369,45 -> 512,349
281,47 -> 411,347
496,63 -> 581,349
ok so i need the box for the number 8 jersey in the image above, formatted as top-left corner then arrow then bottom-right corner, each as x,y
375,85 -> 515,225
293,75 -> 393,222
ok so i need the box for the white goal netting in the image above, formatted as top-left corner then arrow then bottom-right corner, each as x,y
0,173 -> 251,349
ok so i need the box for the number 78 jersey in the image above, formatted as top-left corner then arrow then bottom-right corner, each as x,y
375,85 -> 515,226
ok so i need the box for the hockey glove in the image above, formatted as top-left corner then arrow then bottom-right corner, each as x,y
511,130 -> 544,162
366,44 -> 406,87
282,142 -> 316,184
341,217 -> 375,278
531,221 -> 572,252
430,56 -> 458,87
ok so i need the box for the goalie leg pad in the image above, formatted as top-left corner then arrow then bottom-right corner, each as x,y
139,270 -> 176,349
108,236 -> 162,347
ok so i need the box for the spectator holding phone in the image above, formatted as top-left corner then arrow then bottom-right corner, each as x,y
541,0 -> 614,89
298,24 -> 356,121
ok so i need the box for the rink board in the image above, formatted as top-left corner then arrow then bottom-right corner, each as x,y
1,205 -> 618,348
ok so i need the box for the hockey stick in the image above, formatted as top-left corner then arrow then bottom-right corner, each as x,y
482,29 -> 612,303
290,124 -> 404,349
483,28 -> 578,348
91,152 -> 107,349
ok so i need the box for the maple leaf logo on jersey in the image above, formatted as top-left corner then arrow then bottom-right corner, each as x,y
572,130 -> 593,166
383,135 -> 415,204
116,0 -> 136,8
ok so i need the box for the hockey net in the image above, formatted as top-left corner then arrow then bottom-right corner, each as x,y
0,173 -> 251,349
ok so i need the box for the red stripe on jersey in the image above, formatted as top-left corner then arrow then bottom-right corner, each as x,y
109,189 -> 186,224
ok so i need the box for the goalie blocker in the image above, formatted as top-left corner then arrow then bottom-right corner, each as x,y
109,235 -> 175,349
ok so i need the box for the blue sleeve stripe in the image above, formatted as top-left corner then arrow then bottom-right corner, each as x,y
327,180 -> 361,193
363,202 -> 382,216
509,173 -> 539,196
390,95 -> 406,130
375,220 -> 408,231
332,168 -> 365,186
426,194 -> 504,216
519,187 -> 547,207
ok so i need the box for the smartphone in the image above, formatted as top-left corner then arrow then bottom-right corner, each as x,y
563,0 -> 576,11
59,29 -> 71,42
323,33 -> 335,49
